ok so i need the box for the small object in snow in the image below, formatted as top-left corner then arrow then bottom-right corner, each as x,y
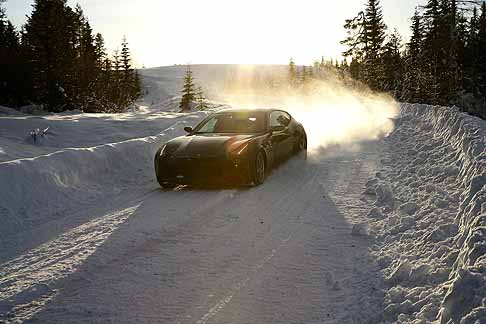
364,178 -> 379,195
351,223 -> 368,236
324,271 -> 341,290
29,128 -> 40,143
368,207 -> 384,219
386,260 -> 412,285
375,183 -> 395,208
399,202 -> 419,215
29,126 -> 49,143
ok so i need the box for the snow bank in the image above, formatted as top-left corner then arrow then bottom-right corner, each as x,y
400,104 -> 486,324
0,106 -> 24,116
0,112 -> 207,242
369,103 -> 485,323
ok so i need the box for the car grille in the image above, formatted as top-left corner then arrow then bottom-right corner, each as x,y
169,157 -> 225,178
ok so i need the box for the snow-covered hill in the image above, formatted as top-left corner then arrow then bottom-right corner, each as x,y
0,65 -> 485,323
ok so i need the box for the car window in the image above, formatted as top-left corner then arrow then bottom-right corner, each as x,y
197,116 -> 218,133
194,112 -> 266,134
270,111 -> 291,128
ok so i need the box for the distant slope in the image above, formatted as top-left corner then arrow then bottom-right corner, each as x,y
138,64 -> 288,104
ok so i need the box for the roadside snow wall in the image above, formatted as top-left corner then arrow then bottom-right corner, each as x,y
0,114 -> 205,242
400,104 -> 486,324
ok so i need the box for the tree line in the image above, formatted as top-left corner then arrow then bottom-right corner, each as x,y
0,0 -> 141,113
340,0 -> 486,119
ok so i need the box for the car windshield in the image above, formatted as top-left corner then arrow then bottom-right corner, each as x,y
194,111 -> 266,134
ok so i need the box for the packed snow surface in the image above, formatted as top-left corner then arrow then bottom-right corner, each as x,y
0,65 -> 485,323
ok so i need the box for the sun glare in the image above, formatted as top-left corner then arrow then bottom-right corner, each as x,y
6,0 -> 417,67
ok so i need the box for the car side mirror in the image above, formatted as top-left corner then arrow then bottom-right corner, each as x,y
270,125 -> 285,132
184,126 -> 193,133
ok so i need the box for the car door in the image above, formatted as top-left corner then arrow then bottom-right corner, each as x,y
269,111 -> 293,161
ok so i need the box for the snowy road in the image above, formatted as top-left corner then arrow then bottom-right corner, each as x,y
1,142 -> 385,324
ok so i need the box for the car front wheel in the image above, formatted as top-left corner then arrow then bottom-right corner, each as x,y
155,155 -> 176,189
253,150 -> 266,186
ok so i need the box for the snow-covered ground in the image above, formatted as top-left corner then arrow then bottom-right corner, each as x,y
0,65 -> 485,323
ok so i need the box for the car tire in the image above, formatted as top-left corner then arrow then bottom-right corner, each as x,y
253,150 -> 266,186
160,182 -> 176,189
295,133 -> 307,160
155,155 -> 176,189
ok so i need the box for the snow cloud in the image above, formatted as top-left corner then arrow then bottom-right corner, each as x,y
212,66 -> 400,154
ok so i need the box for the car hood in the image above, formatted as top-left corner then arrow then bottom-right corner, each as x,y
167,134 -> 257,157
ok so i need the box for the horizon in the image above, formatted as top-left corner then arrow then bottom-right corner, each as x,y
5,0 -> 423,68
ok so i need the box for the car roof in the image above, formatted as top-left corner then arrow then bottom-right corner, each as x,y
216,108 -> 283,114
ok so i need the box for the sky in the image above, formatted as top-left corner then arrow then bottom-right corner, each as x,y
5,0 -> 424,68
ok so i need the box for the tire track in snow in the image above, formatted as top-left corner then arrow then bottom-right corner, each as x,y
176,160 -> 320,324
193,234 -> 294,324
325,144 -> 380,225
0,204 -> 140,323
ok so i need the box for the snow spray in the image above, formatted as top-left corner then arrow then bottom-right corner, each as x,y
210,65 -> 400,155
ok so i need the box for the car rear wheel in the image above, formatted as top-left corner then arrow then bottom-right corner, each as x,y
253,150 -> 266,186
295,134 -> 307,160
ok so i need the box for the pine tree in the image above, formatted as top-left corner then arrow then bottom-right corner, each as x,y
0,0 -> 140,113
23,0 -> 79,111
195,86 -> 209,110
109,49 -> 122,109
477,2 -> 486,100
362,0 -> 387,89
363,0 -> 387,56
94,33 -> 107,68
179,65 -> 196,111
341,59 -> 349,73
313,60 -> 320,75
120,37 -> 132,77
300,66 -> 307,84
75,6 -> 98,111
341,0 -> 387,89
403,9 -> 434,103
421,0 -> 442,101
382,30 -> 403,95
111,49 -> 120,72
288,57 -> 298,86
133,70 -> 142,100
120,37 -> 136,107
100,56 -> 113,110
0,0 -> 5,24
464,6 -> 479,81
0,4 -> 28,107
341,10 -> 367,59
408,8 -> 424,60
349,57 -> 362,80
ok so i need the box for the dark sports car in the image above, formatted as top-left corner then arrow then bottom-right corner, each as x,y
154,108 -> 307,188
